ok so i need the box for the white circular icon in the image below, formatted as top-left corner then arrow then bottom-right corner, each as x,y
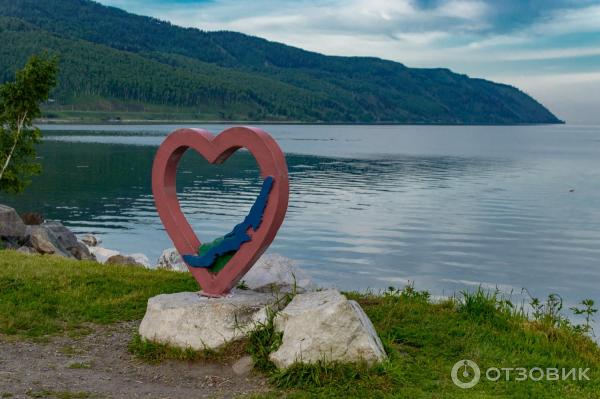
451,359 -> 481,389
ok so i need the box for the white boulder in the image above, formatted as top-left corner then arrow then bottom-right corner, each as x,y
156,248 -> 187,272
242,254 -> 316,293
88,246 -> 120,264
129,253 -> 151,268
139,290 -> 278,351
80,234 -> 101,247
269,289 -> 387,369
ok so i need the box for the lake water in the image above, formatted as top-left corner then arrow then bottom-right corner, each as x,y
2,124 -> 599,321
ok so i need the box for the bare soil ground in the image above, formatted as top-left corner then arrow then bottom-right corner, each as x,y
0,322 -> 268,399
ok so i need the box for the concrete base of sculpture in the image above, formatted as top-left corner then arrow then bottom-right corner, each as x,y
139,290 -> 277,350
269,289 -> 387,369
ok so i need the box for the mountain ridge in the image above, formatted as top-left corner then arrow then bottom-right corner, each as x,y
0,0 -> 562,124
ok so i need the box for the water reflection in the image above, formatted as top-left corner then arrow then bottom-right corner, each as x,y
3,140 -> 511,276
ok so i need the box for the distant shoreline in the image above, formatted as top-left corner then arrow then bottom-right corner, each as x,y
36,118 -> 566,127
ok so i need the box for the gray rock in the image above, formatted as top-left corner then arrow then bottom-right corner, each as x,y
80,234 -> 100,247
1,237 -> 20,250
0,205 -> 26,239
156,248 -> 187,272
26,222 -> 88,259
106,254 -> 144,267
269,289 -> 387,369
20,212 -> 44,225
69,242 -> 96,261
243,254 -> 316,293
42,221 -> 79,250
139,290 -> 278,351
28,225 -> 73,258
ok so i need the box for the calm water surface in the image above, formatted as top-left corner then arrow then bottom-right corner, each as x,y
2,124 -> 599,320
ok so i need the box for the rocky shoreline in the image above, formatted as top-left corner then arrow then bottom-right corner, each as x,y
0,204 -> 95,261
0,204 -> 152,266
0,204 -> 315,292
0,204 -> 186,270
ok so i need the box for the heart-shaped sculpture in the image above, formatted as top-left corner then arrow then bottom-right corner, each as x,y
152,127 -> 289,297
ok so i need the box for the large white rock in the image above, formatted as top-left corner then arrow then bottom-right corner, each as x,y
269,289 -> 387,369
155,247 -> 187,272
242,254 -> 316,293
139,290 -> 278,350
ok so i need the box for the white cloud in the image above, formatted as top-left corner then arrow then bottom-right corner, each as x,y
158,0 -> 489,38
530,4 -> 600,36
437,0 -> 488,19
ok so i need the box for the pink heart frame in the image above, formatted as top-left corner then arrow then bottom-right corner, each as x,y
152,127 -> 289,297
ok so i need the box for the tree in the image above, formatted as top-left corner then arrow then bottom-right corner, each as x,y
0,54 -> 58,193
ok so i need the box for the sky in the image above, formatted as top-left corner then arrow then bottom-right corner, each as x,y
97,0 -> 600,124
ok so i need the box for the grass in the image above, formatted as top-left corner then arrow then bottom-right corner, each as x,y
128,332 -> 249,364
247,286 -> 600,398
1,250 -> 599,397
26,390 -> 94,399
67,362 -> 92,369
246,306 -> 284,372
0,250 -> 198,337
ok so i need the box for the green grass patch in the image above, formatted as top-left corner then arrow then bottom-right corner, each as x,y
1,251 -> 599,397
128,333 -> 248,364
67,362 -> 92,369
247,310 -> 284,373
0,250 -> 198,337
59,345 -> 87,357
26,390 -> 94,399
250,286 -> 600,398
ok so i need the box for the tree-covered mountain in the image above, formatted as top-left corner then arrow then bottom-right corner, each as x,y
0,0 -> 562,124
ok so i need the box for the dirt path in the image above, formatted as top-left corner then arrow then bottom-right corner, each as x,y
0,322 -> 268,399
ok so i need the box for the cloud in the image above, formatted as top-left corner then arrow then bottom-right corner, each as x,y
104,0 -> 490,38
500,46 -> 600,61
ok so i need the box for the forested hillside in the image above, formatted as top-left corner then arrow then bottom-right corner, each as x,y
0,0 -> 562,123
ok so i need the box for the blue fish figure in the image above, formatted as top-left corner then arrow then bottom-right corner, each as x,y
183,176 -> 274,268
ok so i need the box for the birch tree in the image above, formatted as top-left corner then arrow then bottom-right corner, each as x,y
0,54 -> 58,193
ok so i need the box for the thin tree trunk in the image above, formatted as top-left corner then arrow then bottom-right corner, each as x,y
0,111 -> 27,181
